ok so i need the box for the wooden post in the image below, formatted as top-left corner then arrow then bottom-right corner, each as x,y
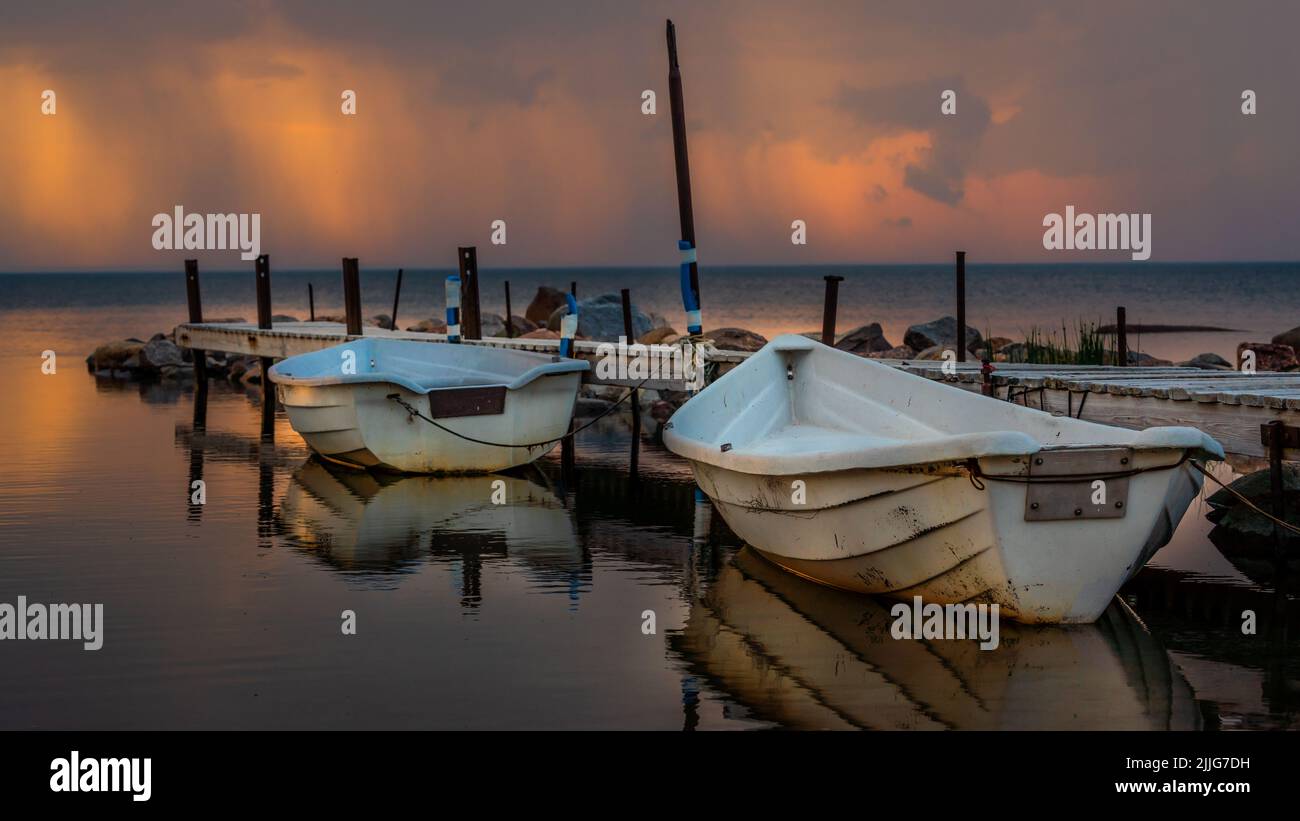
254,254 -> 275,438
570,281 -> 578,298
667,19 -> 702,334
1266,420 -> 1287,557
255,254 -> 272,330
955,251 -> 967,362
184,260 -> 207,388
389,268 -> 404,330
457,247 -> 482,339
342,258 -> 362,336
821,275 -> 843,346
1117,306 -> 1128,367
504,281 -> 514,338
622,288 -> 641,476
308,282 -> 315,321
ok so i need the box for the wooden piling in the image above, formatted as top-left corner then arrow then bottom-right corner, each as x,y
1266,420 -> 1287,557
1117,306 -> 1128,367
390,268 -> 404,331
342,258 -> 362,336
184,260 -> 207,388
255,254 -> 272,330
667,19 -> 702,331
955,251 -> 966,363
622,288 -> 641,475
504,281 -> 514,338
254,254 -> 276,438
458,247 -> 482,339
570,281 -> 578,298
821,275 -> 843,346
308,282 -> 315,322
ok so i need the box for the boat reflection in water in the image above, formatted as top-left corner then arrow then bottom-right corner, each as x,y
278,458 -> 586,601
672,548 -> 1202,730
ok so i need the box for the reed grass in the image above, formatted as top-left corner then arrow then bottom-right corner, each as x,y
1014,320 -> 1114,365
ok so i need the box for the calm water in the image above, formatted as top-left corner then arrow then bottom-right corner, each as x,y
0,264 -> 1297,729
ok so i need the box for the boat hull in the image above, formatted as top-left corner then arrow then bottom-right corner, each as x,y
277,371 -> 582,473
689,454 -> 1203,624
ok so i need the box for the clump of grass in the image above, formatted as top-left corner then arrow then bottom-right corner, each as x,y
1016,320 -> 1113,365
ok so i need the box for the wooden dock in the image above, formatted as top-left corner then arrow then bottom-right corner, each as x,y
893,361 -> 1300,460
175,321 -> 1300,460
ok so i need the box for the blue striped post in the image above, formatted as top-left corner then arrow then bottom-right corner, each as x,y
679,240 -> 702,335
445,275 -> 461,343
559,293 -> 578,358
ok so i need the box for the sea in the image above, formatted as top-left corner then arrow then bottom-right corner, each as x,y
0,261 -> 1296,729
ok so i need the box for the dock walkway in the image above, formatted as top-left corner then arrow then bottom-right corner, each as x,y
175,321 -> 1300,459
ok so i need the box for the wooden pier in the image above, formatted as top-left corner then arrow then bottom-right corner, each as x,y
893,361 -> 1300,460
174,320 -> 1300,460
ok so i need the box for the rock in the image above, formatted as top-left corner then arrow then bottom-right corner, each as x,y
366,314 -> 393,328
1180,352 -> 1233,370
241,361 -> 264,385
1271,325 -> 1300,352
916,345 -> 948,360
526,286 -> 569,324
1000,342 -> 1029,363
271,314 -> 299,323
1238,342 -> 1298,372
91,340 -> 143,370
639,326 -> 679,345
1132,352 -> 1174,367
405,318 -> 447,333
705,327 -> 768,352
649,400 -> 675,425
520,328 -> 560,340
548,293 -> 652,342
494,316 -> 538,337
317,314 -> 347,323
871,345 -> 917,360
149,331 -> 168,343
138,338 -> 184,370
904,316 -> 982,356
207,317 -> 248,324
1205,465 -> 1300,551
986,337 -> 1014,354
834,323 -> 893,356
479,313 -> 507,338
227,358 -> 250,381
648,313 -> 671,330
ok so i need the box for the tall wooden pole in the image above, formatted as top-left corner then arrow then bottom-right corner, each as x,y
254,254 -> 275,437
458,247 -> 482,339
955,251 -> 967,362
342,258 -> 363,336
667,19 -> 702,335
1117,306 -> 1128,367
622,288 -> 641,476
821,275 -> 843,346
389,268 -> 404,331
504,281 -> 514,338
184,259 -> 207,389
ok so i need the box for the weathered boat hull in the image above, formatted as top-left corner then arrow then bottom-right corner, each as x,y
277,374 -> 583,473
690,454 -> 1203,623
664,334 -> 1223,624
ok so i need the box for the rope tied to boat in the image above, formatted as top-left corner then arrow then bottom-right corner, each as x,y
386,377 -> 650,451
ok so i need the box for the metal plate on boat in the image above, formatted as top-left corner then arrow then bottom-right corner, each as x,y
1024,447 -> 1131,521
428,385 -> 507,419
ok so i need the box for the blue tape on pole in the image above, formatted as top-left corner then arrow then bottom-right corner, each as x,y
559,293 -> 578,358
678,239 -> 702,334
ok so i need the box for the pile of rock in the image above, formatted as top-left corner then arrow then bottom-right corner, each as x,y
87,332 -> 195,381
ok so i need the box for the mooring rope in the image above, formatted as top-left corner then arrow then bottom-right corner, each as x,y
1187,460 -> 1300,537
386,377 -> 650,450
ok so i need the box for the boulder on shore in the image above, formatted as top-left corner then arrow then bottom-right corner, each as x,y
547,293 -> 652,341
834,323 -> 892,356
1271,325 -> 1300,352
494,316 -> 538,337
1238,342 -> 1298,372
526,286 -> 569,324
871,345 -> 917,360
520,328 -> 560,340
639,326 -> 679,345
1180,352 -> 1233,370
91,340 -> 144,370
705,327 -> 768,352
138,338 -> 184,370
904,316 -> 983,355
405,318 -> 447,333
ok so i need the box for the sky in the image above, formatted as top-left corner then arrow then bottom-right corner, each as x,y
2,0 -> 1299,270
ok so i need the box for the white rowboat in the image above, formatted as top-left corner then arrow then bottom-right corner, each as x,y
663,335 -> 1224,623
270,339 -> 588,473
